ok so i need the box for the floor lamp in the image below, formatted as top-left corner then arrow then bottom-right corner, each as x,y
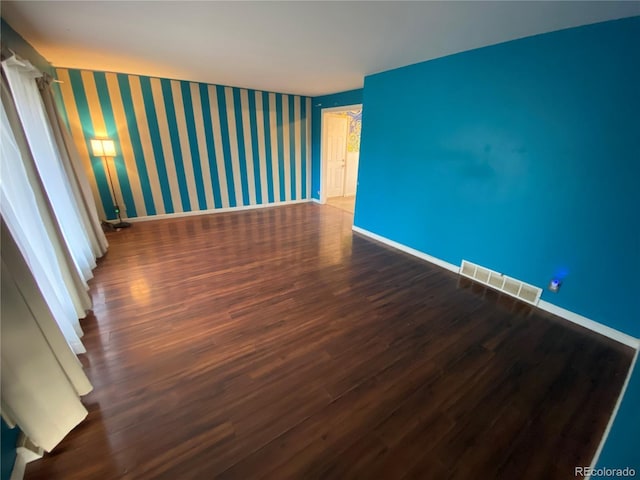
90,138 -> 131,229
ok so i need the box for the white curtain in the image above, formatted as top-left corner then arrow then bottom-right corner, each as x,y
0,87 -> 86,353
41,80 -> 108,258
1,219 -> 92,452
2,56 -> 96,281
0,52 -> 103,454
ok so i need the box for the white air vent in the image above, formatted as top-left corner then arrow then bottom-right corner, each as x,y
459,260 -> 542,306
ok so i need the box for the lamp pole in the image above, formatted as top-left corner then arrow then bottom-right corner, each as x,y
102,154 -> 130,229
91,138 -> 131,229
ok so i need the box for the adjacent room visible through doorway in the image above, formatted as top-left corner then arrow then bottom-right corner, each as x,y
321,105 -> 362,214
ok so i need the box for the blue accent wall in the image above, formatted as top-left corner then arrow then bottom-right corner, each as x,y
1,419 -> 19,480
310,89 -> 363,199
595,361 -> 640,476
355,17 -> 640,338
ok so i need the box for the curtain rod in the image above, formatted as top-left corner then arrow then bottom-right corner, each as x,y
0,49 -> 63,83
43,72 -> 63,84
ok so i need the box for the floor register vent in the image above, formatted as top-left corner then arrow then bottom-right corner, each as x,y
459,260 -> 542,306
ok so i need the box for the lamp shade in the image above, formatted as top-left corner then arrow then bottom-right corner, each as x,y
91,138 -> 116,157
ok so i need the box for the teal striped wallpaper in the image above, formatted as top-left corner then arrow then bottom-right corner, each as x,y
56,68 -> 311,220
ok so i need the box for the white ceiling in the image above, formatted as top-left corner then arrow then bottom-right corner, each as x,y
3,1 -> 639,97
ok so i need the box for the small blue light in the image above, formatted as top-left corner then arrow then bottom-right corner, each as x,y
549,277 -> 562,292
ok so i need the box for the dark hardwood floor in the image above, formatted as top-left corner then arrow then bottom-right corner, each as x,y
26,203 -> 633,480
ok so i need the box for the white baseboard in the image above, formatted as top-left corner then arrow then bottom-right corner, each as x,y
587,349 -> 638,480
311,198 -> 322,204
352,224 -> 639,349
538,301 -> 639,349
352,225 -> 459,274
125,199 -> 312,223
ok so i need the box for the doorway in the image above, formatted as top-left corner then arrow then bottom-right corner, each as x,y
320,104 -> 363,214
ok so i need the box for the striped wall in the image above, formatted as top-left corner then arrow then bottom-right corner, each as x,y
55,68 -> 312,220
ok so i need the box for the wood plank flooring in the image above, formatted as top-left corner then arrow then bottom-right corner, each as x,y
326,195 -> 356,213
25,203 -> 633,480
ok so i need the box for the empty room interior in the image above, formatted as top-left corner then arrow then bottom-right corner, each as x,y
1,2 -> 639,479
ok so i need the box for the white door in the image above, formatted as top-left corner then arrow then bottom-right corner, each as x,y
326,115 -> 348,197
344,152 -> 359,196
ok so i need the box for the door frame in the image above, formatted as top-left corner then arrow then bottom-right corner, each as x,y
320,104 -> 363,204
